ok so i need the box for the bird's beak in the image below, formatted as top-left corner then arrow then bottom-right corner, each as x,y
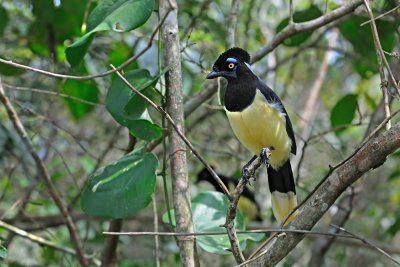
206,70 -> 221,79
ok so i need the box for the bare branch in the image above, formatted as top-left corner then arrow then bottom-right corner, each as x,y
251,0 -> 363,63
247,122 -> 400,266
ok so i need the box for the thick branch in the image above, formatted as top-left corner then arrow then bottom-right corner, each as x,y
251,0 -> 363,63
248,122 -> 400,266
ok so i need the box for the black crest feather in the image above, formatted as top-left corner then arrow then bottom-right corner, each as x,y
214,47 -> 251,68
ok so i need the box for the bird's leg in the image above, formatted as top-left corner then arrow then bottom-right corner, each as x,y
241,155 -> 258,183
260,147 -> 272,167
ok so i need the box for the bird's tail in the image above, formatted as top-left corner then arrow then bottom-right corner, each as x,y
267,160 -> 297,224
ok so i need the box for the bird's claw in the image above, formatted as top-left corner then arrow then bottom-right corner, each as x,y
260,147 -> 271,166
241,166 -> 252,183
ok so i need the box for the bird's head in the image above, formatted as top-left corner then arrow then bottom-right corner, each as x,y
206,47 -> 251,80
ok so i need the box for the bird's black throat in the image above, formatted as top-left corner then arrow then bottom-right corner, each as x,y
224,71 -> 257,112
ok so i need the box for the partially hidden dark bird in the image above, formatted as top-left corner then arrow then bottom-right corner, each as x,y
196,167 -> 262,222
206,47 -> 297,223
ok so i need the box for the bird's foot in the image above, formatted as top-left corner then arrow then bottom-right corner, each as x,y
241,166 -> 253,183
241,155 -> 258,183
260,147 -> 272,167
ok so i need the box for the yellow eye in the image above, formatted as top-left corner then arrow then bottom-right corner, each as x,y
228,63 -> 235,69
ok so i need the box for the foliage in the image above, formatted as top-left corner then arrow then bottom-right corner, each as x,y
0,0 -> 399,266
163,191 -> 264,254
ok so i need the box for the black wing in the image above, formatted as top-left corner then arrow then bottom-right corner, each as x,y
256,78 -> 297,155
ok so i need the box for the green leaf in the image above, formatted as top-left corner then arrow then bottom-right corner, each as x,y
0,5 -> 8,36
125,118 -> 163,142
29,0 -> 87,57
61,80 -> 99,120
65,0 -> 154,67
162,191 -> 264,255
106,69 -> 162,141
0,61 -> 25,76
339,16 -> 396,78
81,149 -> 159,219
275,5 -> 322,46
0,245 -> 7,260
330,94 -> 358,132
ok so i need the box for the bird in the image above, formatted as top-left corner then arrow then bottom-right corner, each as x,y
206,47 -> 297,224
196,167 -> 263,222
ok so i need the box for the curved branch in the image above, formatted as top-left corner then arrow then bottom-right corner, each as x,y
251,0 -> 363,63
248,122 -> 400,266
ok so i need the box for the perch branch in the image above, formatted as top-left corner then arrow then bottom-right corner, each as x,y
246,122 -> 400,266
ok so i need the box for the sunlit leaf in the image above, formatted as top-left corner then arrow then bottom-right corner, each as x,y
61,80 -> 99,120
81,149 -> 158,219
162,191 -> 264,255
65,0 -> 154,67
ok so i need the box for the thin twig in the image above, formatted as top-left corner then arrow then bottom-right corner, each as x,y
363,0 -> 400,97
152,196 -> 161,267
224,155 -> 265,263
360,5 -> 400,26
363,0 -> 392,130
289,0 -> 294,24
0,78 -> 88,267
251,0 -> 364,63
0,220 -> 100,266
102,229 -> 360,239
3,83 -> 104,107
0,10 -> 171,81
331,224 -> 400,266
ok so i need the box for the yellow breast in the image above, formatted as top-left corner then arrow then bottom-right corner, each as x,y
225,90 -> 292,169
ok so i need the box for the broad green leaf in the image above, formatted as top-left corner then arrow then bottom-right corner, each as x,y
0,5 -> 8,36
61,80 -> 99,120
162,191 -> 264,255
330,94 -> 358,133
0,61 -> 25,76
125,118 -> 163,142
339,16 -> 397,78
81,149 -> 159,219
66,0 -> 154,67
0,245 -> 6,259
275,5 -> 322,46
106,69 -> 162,141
